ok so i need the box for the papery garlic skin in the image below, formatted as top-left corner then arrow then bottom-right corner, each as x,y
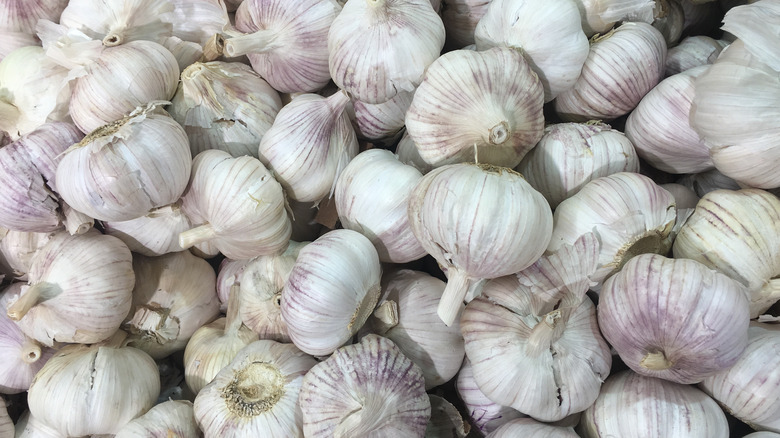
572,0 -> 655,36
102,202 -> 192,256
328,0 -> 445,104
58,0 -> 174,46
721,0 -> 780,71
170,0 -> 229,45
579,370 -> 729,438
299,334 -> 431,437
115,400 -> 202,438
487,418 -> 579,438
0,229 -> 55,281
0,397 -> 12,438
677,168 -> 741,197
426,395 -> 468,438
216,258 -> 247,312
405,47 -> 545,168
456,358 -> 526,434
665,36 -> 727,76
352,91 -> 413,141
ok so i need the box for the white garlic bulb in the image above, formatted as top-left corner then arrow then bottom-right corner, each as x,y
408,163 -> 553,325
475,0 -> 590,102
193,339 -> 317,437
665,35 -> 727,76
572,0 -> 655,36
487,418 -> 579,438
661,183 -> 700,210
396,131 -> 434,174
102,202 -> 193,256
0,229 -> 55,281
516,122 -> 639,208
115,400 -> 201,438
282,229 -> 381,356
170,0 -> 230,45
456,358 -> 526,435
328,0 -> 445,104
0,0 -> 67,60
405,47 -> 545,168
299,334 -> 431,437
58,0 -> 174,47
14,411 -> 66,438
440,0 -> 491,48
352,90 -> 413,141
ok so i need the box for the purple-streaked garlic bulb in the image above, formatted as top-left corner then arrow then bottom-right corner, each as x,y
456,358 -> 526,435
579,370 -> 729,438
351,90 -> 413,141
258,91 -> 358,203
281,229 -> 381,356
168,61 -> 282,158
115,400 -> 201,438
599,254 -> 750,384
178,150 -> 291,260
216,258 -> 247,313
0,229 -> 55,281
441,0 -> 491,48
408,163 -> 553,326
555,22 -> 667,122
0,0 -> 67,60
665,36 -> 727,76
426,395 -> 468,438
55,108 -> 192,222
193,340 -> 317,437
516,122 -> 639,209
487,418 -> 579,438
8,229 -> 134,346
299,334 -> 431,437
363,269 -> 465,389
0,122 -> 83,232
572,0 -> 655,36
224,0 -> 341,93
102,202 -> 193,257
405,47 -> 545,168
328,0 -> 445,104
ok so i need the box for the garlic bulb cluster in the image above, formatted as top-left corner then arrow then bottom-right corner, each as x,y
102,202 -> 193,256
115,400 -> 201,438
456,358 -> 525,435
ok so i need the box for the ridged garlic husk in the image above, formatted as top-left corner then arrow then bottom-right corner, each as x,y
116,400 -> 202,438
396,131 -> 434,174
487,418 -> 579,438
224,0 -> 341,93
258,91 -> 358,203
352,90 -> 413,141
547,172 -> 677,288
102,202 -> 193,256
426,395 -> 468,438
0,397 -> 12,438
571,0 -> 655,36
170,0 -> 230,45
300,334 -> 431,437
691,40 -> 780,189
328,0 -> 445,104
26,335 -> 161,436
58,0 -> 174,47
672,189 -> 780,317
408,163 -> 553,325
0,229 -> 55,281
665,36 -> 727,76
123,251 -> 220,359
516,122 -> 639,208
652,0 -> 685,46
193,339 -> 317,437
405,47 -> 545,168
55,108 -> 192,222
240,241 -> 308,341
0,0 -> 67,59
168,61 -> 282,158
721,0 -> 780,71
363,270 -> 465,389
625,65 -> 712,174
0,122 -> 83,232
0,284 -> 55,394
578,370 -> 729,438
440,0 -> 491,48
554,22 -> 667,122
475,0 -> 589,101
335,149 -> 426,263
216,258 -> 247,312
282,229 -> 381,356
178,150 -> 292,260
677,168 -> 741,197
456,358 -> 526,435
599,254 -> 750,384
661,183 -> 700,210
8,229 -> 134,346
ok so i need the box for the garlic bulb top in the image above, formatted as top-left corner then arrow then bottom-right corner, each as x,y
58,0 -> 174,47
405,47 -> 545,168
115,400 -> 202,438
328,0 -> 446,104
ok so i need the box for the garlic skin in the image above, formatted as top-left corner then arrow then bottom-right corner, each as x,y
0,397 -> 12,438
0,0 -> 67,59
282,229 -> 381,356
555,22 -> 667,122
168,61 -> 283,158
0,229 -> 55,281
516,122 -> 639,209
579,370 -> 729,438
216,258 -> 247,313
487,418 -> 579,438
456,358 -> 526,435
672,189 -> 780,317
224,0 -> 341,93
572,0 -> 655,36
396,131 -> 434,174
722,0 -> 780,71
194,340 -> 317,437
115,400 -> 202,438
170,0 -> 229,45
102,202 -> 192,256
665,36 -> 727,76
405,47 -> 545,168
9,230 -> 135,347
58,0 -> 174,47
440,0 -> 491,48
299,334 -> 431,437
328,0 -> 445,104
677,168 -> 741,197
475,0 -> 589,102
352,90 -> 413,141
652,0 -> 685,46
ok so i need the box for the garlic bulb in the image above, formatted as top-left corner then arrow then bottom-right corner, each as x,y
282,229 -> 381,356
0,0 -> 67,59
299,334 -> 431,437
352,90 -> 413,141
0,122 -> 83,232
0,397 -> 12,438
396,131 -> 434,174
14,411 -> 65,438
652,0 -> 685,46
364,270 -> 465,389
124,251 -> 220,359
745,433 -> 780,438
677,168 -> 741,197
547,172 -> 677,288
721,0 -> 780,71
170,0 -> 229,45
516,122 -> 639,208
456,358 -> 526,435
216,258 -> 247,312
193,339 -> 317,437
26,335 -> 160,436
555,22 -> 667,122
625,65 -> 712,174
579,370 -> 729,438
9,229 -> 134,346
224,0 -> 341,93
440,0 -> 491,48
408,163 -> 553,325
102,202 -> 193,256
115,400 -> 201,438
572,0 -> 655,36
487,418 -> 579,438
56,108 -> 192,222
0,229 -> 55,281
672,188 -> 780,317
475,0 -> 589,101
335,149 -> 426,263
178,150 -> 292,260
665,36 -> 727,76
168,61 -> 282,158
405,47 -> 545,168
58,0 -> 174,47
328,0 -> 445,104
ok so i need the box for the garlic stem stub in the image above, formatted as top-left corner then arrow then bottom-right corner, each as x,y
58,0 -> 175,47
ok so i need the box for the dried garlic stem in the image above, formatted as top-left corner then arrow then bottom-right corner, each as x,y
641,351 -> 674,370
201,34 -> 225,62
7,282 -> 60,321
20,337 -> 42,364
224,31 -> 278,58
179,223 -> 218,249
438,268 -> 475,326
371,300 -> 399,335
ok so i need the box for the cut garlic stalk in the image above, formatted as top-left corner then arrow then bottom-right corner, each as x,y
116,400 -> 201,438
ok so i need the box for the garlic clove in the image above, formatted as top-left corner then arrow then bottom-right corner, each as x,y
456,357 -> 527,435
487,418 -> 579,438
115,400 -> 202,438
426,394 -> 469,438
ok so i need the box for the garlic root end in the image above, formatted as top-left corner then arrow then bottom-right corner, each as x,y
640,351 -> 674,370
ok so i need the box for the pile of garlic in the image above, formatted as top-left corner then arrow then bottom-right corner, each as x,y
0,0 -> 779,436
